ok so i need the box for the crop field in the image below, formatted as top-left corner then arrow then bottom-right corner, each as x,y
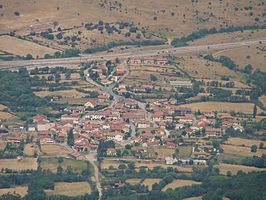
41,144 -> 69,156
142,178 -> 162,191
0,186 -> 28,197
34,89 -> 87,98
45,182 -> 91,196
40,157 -> 89,174
218,163 -> 266,175
178,56 -> 242,80
162,180 -> 201,191
147,147 -> 175,159
221,144 -> 266,157
213,45 -> 266,73
125,178 -> 142,185
0,35 -> 58,58
0,158 -> 38,171
226,137 -> 266,148
177,102 -> 263,114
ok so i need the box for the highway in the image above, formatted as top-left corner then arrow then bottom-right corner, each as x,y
0,38 -> 265,70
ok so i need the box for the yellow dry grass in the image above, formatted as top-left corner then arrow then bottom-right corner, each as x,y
177,102 -> 262,114
24,144 -> 41,156
221,144 -> 266,157
213,45 -> 266,73
178,56 -> 242,80
218,163 -> 266,175
0,0 -> 263,38
178,146 -> 192,158
41,144 -> 68,156
0,35 -> 58,58
125,178 -> 142,185
0,186 -> 28,197
162,180 -> 201,191
45,182 -> 91,196
34,89 -> 87,98
183,197 -> 202,200
0,158 -> 37,171
0,142 -> 6,150
0,111 -> 16,120
142,178 -> 162,191
226,137 -> 266,148
0,104 -> 7,111
259,96 -> 266,107
41,157 -> 88,174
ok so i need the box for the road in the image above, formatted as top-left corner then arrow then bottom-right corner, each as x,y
85,153 -> 103,200
0,38 -> 265,70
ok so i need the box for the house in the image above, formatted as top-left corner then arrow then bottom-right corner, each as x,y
124,100 -> 139,109
128,57 -> 142,65
170,80 -> 193,88
68,150 -> 83,160
61,113 -> 80,122
175,108 -> 192,116
136,120 -> 152,129
115,65 -> 126,75
28,124 -> 36,132
193,151 -> 210,159
205,127 -> 222,138
84,100 -> 98,108
156,57 -> 168,65
165,157 -> 178,165
105,132 -> 124,142
152,111 -> 164,122
106,148 -> 117,156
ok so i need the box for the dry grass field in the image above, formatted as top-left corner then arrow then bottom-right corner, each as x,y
45,182 -> 91,196
226,137 -> 266,148
183,197 -> 202,200
40,157 -> 89,173
218,163 -> 266,175
147,147 -> 175,159
213,45 -> 266,72
259,96 -> 266,107
0,104 -> 7,111
101,159 -> 193,173
189,29 -> 266,46
0,141 -> 6,150
0,186 -> 28,197
178,146 -> 192,158
178,56 -> 242,80
24,144 -> 41,156
0,35 -> 58,58
221,144 -> 266,157
125,178 -> 142,185
162,180 -> 201,191
0,158 -> 37,171
0,0 -> 264,38
0,111 -> 16,121
177,102 -> 262,114
41,144 -> 69,156
34,89 -> 87,98
142,178 -> 162,191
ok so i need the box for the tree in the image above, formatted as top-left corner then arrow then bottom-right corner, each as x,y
251,145 -> 257,152
259,142 -> 264,149
26,54 -> 33,60
253,105 -> 257,118
67,129 -> 74,146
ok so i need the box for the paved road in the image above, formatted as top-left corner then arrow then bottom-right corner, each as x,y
0,39 -> 265,70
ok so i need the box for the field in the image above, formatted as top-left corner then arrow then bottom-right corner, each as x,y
0,158 -> 37,171
24,144 -> 41,156
34,89 -> 87,98
221,144 -> 266,157
213,45 -> 266,72
0,35 -> 58,58
0,104 -> 7,111
226,137 -> 266,148
101,159 -> 193,173
0,111 -> 16,121
1,0 -> 264,37
218,163 -> 266,175
147,147 -> 175,159
45,182 -> 91,196
259,96 -> 266,107
41,144 -> 69,156
178,146 -> 192,158
40,157 -> 89,173
0,186 -> 28,197
142,178 -> 162,191
0,141 -> 6,150
162,180 -> 201,191
178,56 -> 242,80
177,102 -> 263,114
125,178 -> 142,185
